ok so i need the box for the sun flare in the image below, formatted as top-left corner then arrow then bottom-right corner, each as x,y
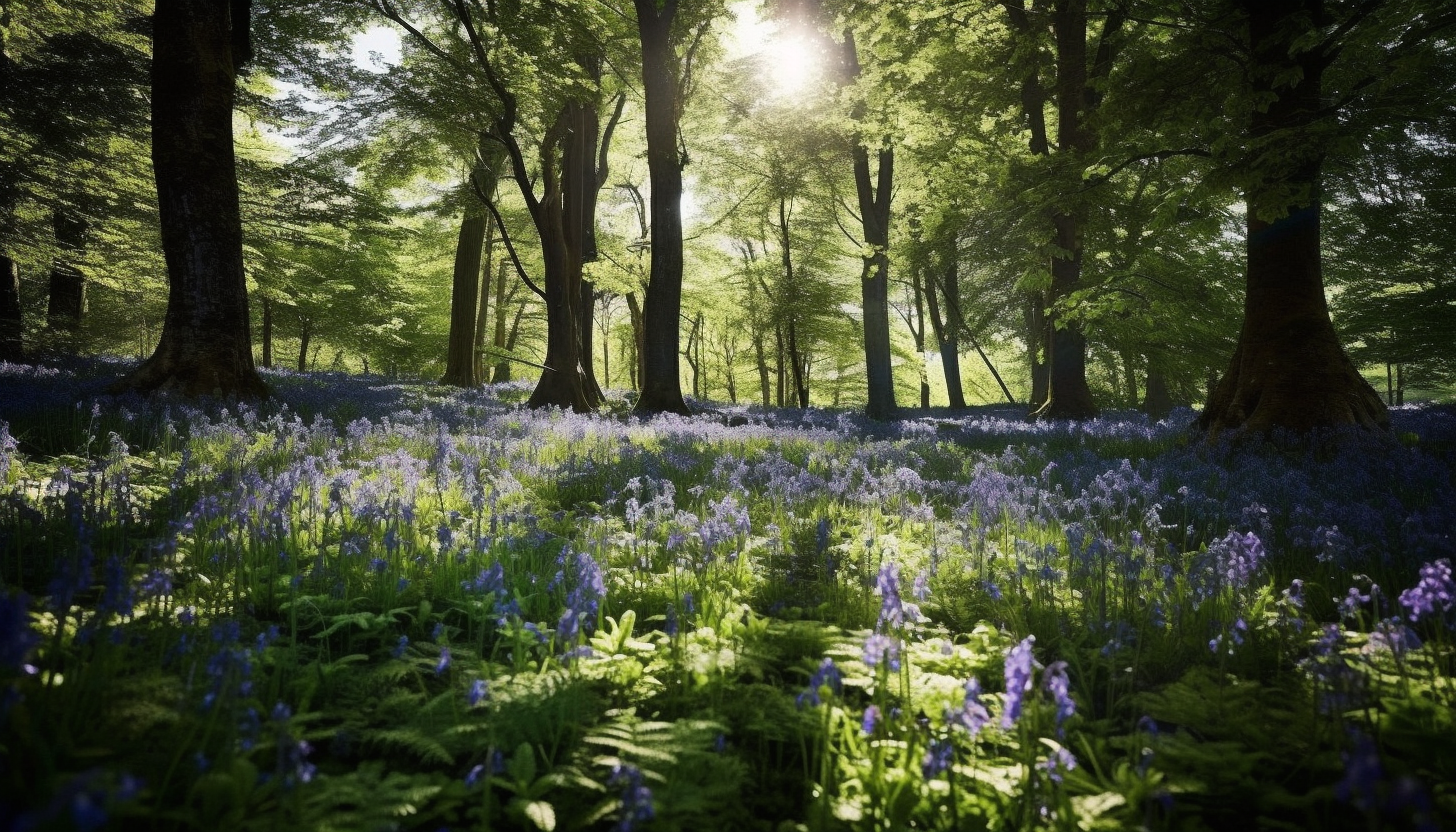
730,1 -> 823,99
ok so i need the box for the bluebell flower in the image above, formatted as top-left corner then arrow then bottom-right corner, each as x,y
1001,636 -> 1036,729
946,678 -> 990,737
1038,746 -> 1077,783
1043,661 -> 1075,735
392,635 -> 409,658
609,764 -> 654,832
435,646 -> 451,674
862,633 -> 901,671
861,705 -> 881,736
1398,559 -> 1453,622
921,738 -> 954,779
797,657 -> 843,708
467,678 -> 488,707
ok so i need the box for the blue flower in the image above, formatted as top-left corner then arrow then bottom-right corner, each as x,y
467,678 -> 488,707
861,705 -> 881,736
435,646 -> 451,674
392,635 -> 409,658
862,633 -> 901,671
1001,636 -> 1036,729
609,764 -> 654,832
1043,661 -> 1075,735
797,658 -> 843,708
1399,559 -> 1453,622
1038,746 -> 1077,783
921,738 -> 953,779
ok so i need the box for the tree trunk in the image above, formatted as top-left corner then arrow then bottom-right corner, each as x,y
492,260 -> 511,383
754,329 -> 770,406
565,87 -> 605,405
473,217 -> 494,381
297,318 -> 311,373
1143,366 -> 1174,420
1027,297 -> 1048,407
912,269 -> 930,408
111,0 -> 265,398
632,0 -> 691,415
625,290 -> 645,391
843,32 -> 897,421
260,296 -> 273,368
1199,0 -> 1387,434
0,255 -> 22,361
925,261 -> 967,409
441,210 -> 486,386
46,210 -> 87,331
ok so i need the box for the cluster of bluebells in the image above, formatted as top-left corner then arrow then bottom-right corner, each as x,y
1398,559 -> 1453,623
608,764 -> 655,832
797,658 -> 843,708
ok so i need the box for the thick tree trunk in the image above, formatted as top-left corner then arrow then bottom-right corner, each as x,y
46,211 -> 87,330
112,0 -> 265,398
633,0 -> 691,415
260,296 -> 272,368
441,210 -> 487,386
1026,298 -> 1048,407
0,255 -> 22,361
1143,367 -> 1174,420
1200,0 -> 1387,435
564,90 -> 605,405
754,330 -> 771,406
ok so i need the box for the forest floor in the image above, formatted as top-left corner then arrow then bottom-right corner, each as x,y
2,357 -> 1454,831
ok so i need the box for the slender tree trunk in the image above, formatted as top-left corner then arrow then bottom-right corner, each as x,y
912,269 -> 930,408
754,330 -> 770,406
473,218 -> 495,381
1200,0 -> 1386,434
0,255 -> 22,361
297,318 -> 311,373
441,210 -> 487,386
112,0 -> 265,398
1027,298 -> 1048,408
633,0 -> 691,415
925,262 -> 967,409
260,296 -> 273,368
625,291 -> 645,392
492,260 -> 511,382
775,325 -> 786,407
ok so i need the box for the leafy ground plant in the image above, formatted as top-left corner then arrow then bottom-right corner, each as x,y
1,358 -> 1453,831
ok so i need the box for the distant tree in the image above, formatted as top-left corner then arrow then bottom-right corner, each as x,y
113,0 -> 266,397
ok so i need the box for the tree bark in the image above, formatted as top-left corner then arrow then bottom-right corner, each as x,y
925,261 -> 967,409
492,259 -> 511,383
297,318 -> 311,373
912,269 -> 930,408
441,209 -> 487,386
1142,367 -> 1174,420
472,217 -> 495,381
260,296 -> 272,368
625,290 -> 645,391
633,0 -> 691,415
843,32 -> 898,421
111,0 -> 265,398
1199,0 -> 1387,434
0,255 -> 22,361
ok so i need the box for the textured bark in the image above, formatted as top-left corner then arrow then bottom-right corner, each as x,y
491,260 -> 511,383
912,269 -> 930,408
1200,0 -> 1387,435
625,290 -> 644,391
297,318 -> 311,373
843,32 -> 897,421
0,255 -> 22,361
925,262 -> 967,409
112,0 -> 265,398
632,0 -> 691,415
564,93 -> 604,404
472,219 -> 494,381
260,296 -> 272,367
441,211 -> 487,386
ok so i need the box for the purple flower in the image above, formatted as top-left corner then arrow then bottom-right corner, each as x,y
912,570 -> 930,602
945,677 -> 990,737
609,764 -> 654,832
921,738 -> 954,778
467,678 -> 488,707
1038,746 -> 1077,783
1043,661 -> 1075,735
392,635 -> 409,658
1399,559 -> 1453,622
797,658 -> 843,708
875,562 -> 924,630
862,633 -> 901,671
1001,636 -> 1036,729
435,646 -> 451,674
861,705 -> 881,735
